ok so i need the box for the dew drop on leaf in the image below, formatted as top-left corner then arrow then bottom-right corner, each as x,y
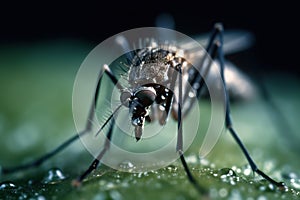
109,190 -> 122,200
42,168 -> 66,184
118,160 -> 135,172
219,168 -> 236,176
218,188 -> 228,198
37,195 -> 46,200
0,181 -> 16,190
290,178 -> 300,189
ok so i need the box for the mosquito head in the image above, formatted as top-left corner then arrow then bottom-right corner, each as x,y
120,86 -> 157,108
120,86 -> 157,141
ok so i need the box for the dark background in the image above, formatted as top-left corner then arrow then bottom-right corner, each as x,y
0,1 -> 299,74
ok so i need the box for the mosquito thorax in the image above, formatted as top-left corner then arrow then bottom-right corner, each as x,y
128,46 -> 186,87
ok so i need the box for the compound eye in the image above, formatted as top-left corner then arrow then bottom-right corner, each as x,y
135,87 -> 156,107
120,90 -> 131,107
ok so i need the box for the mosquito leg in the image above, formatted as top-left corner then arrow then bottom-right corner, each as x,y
183,23 -> 222,100
214,23 -> 285,188
2,64 -> 122,175
71,64 -> 123,186
181,23 -> 224,117
175,65 -> 207,194
176,66 -> 183,153
72,117 -> 116,187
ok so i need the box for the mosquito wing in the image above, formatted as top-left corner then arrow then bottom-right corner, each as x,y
171,30 -> 257,119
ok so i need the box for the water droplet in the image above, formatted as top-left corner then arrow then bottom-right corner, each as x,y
109,190 -> 122,200
42,168 -> 66,184
18,193 -> 28,200
279,182 -> 289,192
112,173 -> 121,179
137,172 -> 143,178
98,180 -> 107,187
263,160 -> 275,172
199,158 -> 210,166
281,172 -> 300,190
290,178 -> 300,189
37,196 -> 46,200
218,188 -> 228,197
219,168 -> 236,177
231,165 -> 242,174
166,165 -> 177,172
185,154 -> 198,164
242,165 -> 252,176
143,171 -> 149,176
118,161 -> 135,172
107,182 -> 116,190
268,183 -> 275,191
27,180 -> 34,185
259,185 -> 267,191
188,91 -> 195,98
0,181 -> 16,190
257,195 -> 267,200
210,163 -> 216,168
218,168 -> 238,185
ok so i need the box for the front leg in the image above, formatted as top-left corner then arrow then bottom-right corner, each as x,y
176,65 -> 208,194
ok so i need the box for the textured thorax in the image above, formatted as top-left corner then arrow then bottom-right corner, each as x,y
128,46 -> 187,88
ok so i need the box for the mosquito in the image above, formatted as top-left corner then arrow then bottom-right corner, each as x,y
1,23 -> 285,194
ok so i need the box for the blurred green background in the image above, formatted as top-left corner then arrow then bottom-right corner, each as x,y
0,38 -> 300,200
